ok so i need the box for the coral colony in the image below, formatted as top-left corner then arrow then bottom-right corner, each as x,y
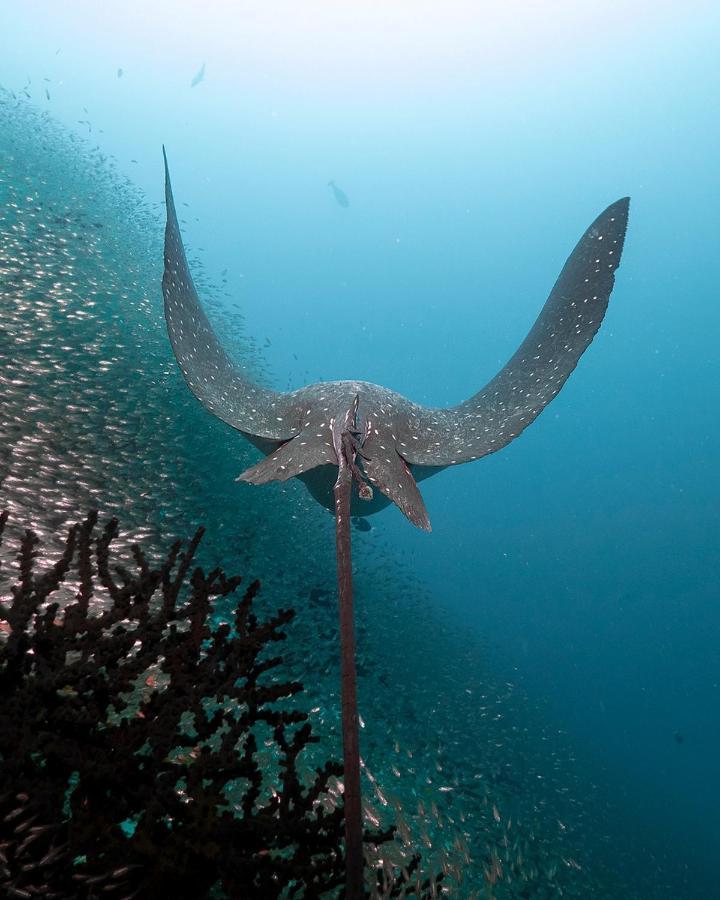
0,511 -> 439,898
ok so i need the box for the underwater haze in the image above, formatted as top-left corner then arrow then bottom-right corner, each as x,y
1,1 -> 719,896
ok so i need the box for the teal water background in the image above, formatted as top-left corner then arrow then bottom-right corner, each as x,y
1,2 -> 719,896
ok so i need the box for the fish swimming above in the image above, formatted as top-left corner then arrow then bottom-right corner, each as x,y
161,147 -> 629,898
190,63 -> 205,87
328,179 -> 350,207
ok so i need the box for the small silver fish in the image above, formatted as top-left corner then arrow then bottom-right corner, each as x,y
328,179 -> 349,208
191,63 -> 206,87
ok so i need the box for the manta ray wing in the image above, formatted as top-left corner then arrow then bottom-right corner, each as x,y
162,148 -> 300,441
400,197 -> 630,466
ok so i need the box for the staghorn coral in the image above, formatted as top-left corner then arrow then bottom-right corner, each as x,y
0,511 -> 437,899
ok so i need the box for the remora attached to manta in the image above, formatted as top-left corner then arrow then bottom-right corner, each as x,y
162,150 -> 629,530
161,147 -> 629,897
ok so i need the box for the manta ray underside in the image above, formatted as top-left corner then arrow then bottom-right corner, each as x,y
161,148 -> 629,897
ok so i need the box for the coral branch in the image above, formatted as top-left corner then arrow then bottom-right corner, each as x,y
0,511 -> 438,899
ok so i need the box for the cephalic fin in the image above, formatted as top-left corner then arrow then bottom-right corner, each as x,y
236,434 -> 336,484
361,448 -> 431,531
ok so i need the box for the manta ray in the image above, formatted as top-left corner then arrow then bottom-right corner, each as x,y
161,149 -> 629,896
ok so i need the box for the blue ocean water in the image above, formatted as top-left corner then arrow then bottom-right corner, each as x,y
1,2 -> 718,896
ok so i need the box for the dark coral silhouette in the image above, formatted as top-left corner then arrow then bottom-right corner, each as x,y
0,511 -> 435,898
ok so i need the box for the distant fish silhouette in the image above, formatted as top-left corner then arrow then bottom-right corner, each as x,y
308,586 -> 333,608
328,180 -> 349,208
117,67 -> 123,79
162,147 -> 629,897
191,63 -> 206,88
351,516 -> 372,533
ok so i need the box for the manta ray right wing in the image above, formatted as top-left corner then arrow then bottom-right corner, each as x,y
401,197 -> 630,466
162,148 -> 300,442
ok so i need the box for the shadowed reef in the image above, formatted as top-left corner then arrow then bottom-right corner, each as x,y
0,510 -> 442,898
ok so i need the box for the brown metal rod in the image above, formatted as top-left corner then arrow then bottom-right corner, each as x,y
333,463 -> 364,899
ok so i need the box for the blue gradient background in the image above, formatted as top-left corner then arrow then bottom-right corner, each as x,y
2,1 -> 718,893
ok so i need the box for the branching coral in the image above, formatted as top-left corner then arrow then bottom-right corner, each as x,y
0,511 -> 436,899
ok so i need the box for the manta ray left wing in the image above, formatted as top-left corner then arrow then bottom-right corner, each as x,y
400,197 -> 630,466
162,148 -> 301,442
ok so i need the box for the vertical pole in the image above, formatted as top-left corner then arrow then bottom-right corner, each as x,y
334,464 -> 364,899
